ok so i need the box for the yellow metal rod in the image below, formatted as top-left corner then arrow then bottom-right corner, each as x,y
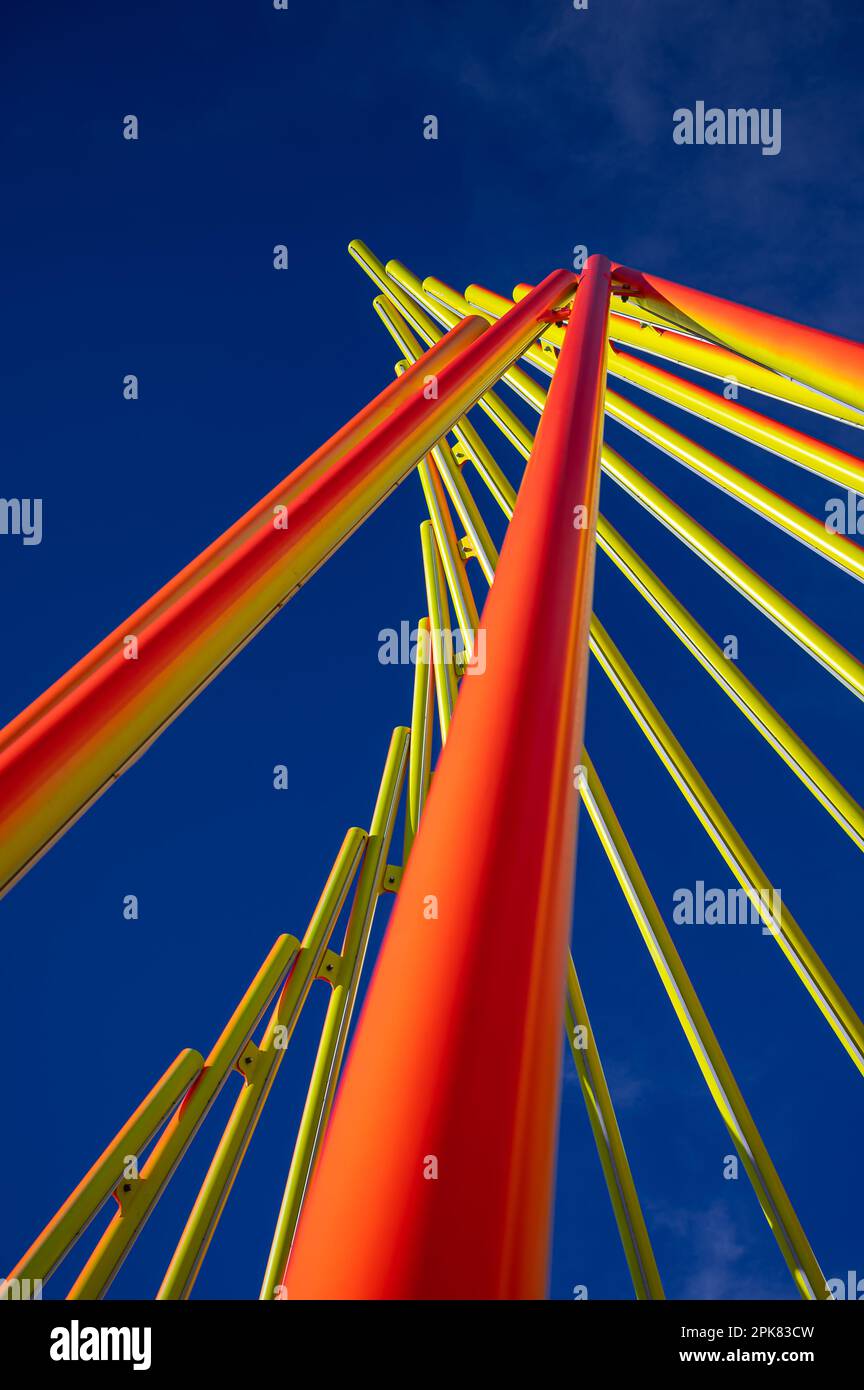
608,345 -> 864,497
259,726 -> 410,1299
375,296 -> 500,581
156,827 -> 368,1300
602,442 -> 864,704
404,616 -> 434,861
355,242 -> 531,478
430,433 -> 499,586
4,1049 -> 203,1293
67,933 -> 300,1299
606,392 -> 864,586
596,516 -> 864,854
565,953 -> 665,1300
420,520 -> 458,741
418,450 -> 481,658
449,410 -> 518,517
576,754 -> 830,1301
590,617 -> 864,1078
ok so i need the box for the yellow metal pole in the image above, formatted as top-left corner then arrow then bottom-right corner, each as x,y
67,933 -> 300,1299
259,726 -> 410,1299
356,244 -> 531,482
596,516 -> 864,853
430,433 -> 499,586
576,755 -> 830,1301
156,827 -> 367,1300
602,443 -> 864,704
590,618 -> 864,1077
420,520 -> 458,740
376,299 -> 500,581
404,616 -> 434,861
417,451 -> 481,658
4,1049 -> 203,1294
607,345 -> 864,497
565,954 -> 665,1300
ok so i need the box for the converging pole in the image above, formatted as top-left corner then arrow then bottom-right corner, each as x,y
0,271 -> 575,899
280,255 -> 612,1299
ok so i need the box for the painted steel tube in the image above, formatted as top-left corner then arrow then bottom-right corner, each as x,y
0,267 -> 575,899
4,1049 -> 203,1292
565,952 -> 664,1301
611,264 -> 864,416
577,755 -> 829,1301
264,727 -> 410,1299
280,256 -> 612,1300
67,933 -> 300,1298
156,827 -> 367,1300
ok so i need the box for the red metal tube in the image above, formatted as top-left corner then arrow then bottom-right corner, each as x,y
611,264 -> 864,415
281,256 -> 613,1300
0,269 -> 576,897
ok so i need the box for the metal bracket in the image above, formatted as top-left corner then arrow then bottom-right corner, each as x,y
316,948 -> 343,986
113,1172 -> 145,1213
382,863 -> 403,894
235,1040 -> 262,1082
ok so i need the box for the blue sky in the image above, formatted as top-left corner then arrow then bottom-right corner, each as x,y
2,0 -> 863,1300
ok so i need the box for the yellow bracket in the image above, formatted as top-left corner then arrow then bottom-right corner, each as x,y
382,864 -> 402,894
316,949 -> 343,987
235,1040 -> 262,1083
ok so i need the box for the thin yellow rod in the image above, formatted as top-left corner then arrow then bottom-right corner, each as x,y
596,516 -> 864,854
4,1049 -> 203,1292
355,242 -> 531,475
605,391 -> 864,584
420,520 -> 458,740
67,933 -> 300,1299
576,754 -> 830,1301
602,442 -> 864,704
430,433 -> 499,586
565,953 -> 665,1300
590,617 -> 864,1078
156,827 -> 368,1300
259,725 -> 410,1298
375,297 -> 500,581
355,240 -> 528,464
418,450 -> 480,657
607,345 -> 864,497
404,616 -> 434,861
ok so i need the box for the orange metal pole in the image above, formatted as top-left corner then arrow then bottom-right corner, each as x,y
611,264 -> 864,415
0,269 -> 575,899
281,255 -> 612,1300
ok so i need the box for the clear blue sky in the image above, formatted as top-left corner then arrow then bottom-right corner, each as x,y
2,0 -> 863,1300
